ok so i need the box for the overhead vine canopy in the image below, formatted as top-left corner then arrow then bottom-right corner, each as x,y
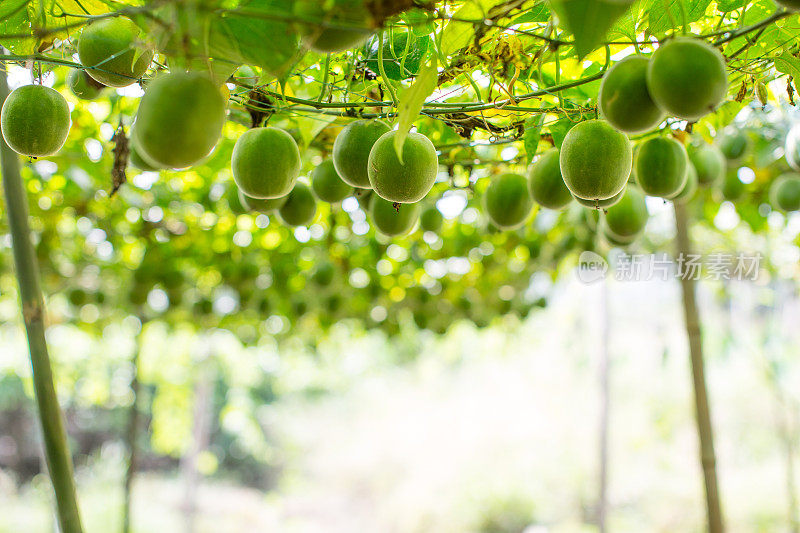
0,0 -> 796,336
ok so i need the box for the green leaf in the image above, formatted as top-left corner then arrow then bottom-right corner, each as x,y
549,0 -> 634,59
147,0 -> 301,77
773,52 -> 800,80
647,0 -> 711,35
716,0 -> 747,12
394,59 -> 438,163
365,31 -> 430,81
440,3 -> 482,56
402,8 -> 436,36
524,115 -> 544,163
510,3 -> 551,24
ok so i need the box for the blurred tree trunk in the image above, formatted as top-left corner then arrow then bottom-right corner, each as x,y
181,365 -> 214,533
0,55 -> 84,533
673,202 -> 724,533
122,319 -> 145,533
597,279 -> 611,533
769,282 -> 799,533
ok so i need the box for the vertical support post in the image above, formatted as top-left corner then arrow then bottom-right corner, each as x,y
0,63 -> 83,532
674,202 -> 724,533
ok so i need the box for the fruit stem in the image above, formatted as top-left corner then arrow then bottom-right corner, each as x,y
673,201 -> 725,533
0,55 -> 84,533
377,31 -> 398,108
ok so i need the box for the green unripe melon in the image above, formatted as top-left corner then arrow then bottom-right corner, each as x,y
132,72 -> 226,169
672,162 -> 699,204
278,182 -> 317,226
312,262 -> 336,286
720,170 -> 745,201
770,173 -> 800,212
419,205 -> 444,233
368,130 -> 438,203
294,0 -> 373,52
129,142 -> 164,171
602,221 -> 638,246
560,119 -> 632,201
369,195 -> 420,236
311,159 -> 353,203
604,186 -> 648,238
573,187 -> 625,209
333,120 -> 391,188
78,17 -> 153,88
483,173 -> 533,230
232,127 -> 301,199
225,185 -> 247,215
634,137 -> 688,198
528,148 -> 573,209
1,85 -> 70,157
239,189 -> 288,213
718,130 -> 749,161
67,69 -> 104,100
688,143 -> 725,187
646,37 -> 727,121
785,126 -> 800,171
599,55 -> 665,134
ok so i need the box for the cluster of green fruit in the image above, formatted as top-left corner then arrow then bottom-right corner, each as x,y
1,17 -> 153,158
231,119 -> 439,235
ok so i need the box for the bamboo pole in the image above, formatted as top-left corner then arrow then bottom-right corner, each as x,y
597,279 -> 611,533
0,65 -> 84,532
673,202 -> 724,533
122,333 -> 142,533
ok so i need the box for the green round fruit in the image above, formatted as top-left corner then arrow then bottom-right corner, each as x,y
672,162 -> 699,204
634,137 -> 688,198
294,0 -> 373,52
560,119 -> 632,201
369,195 -> 420,236
528,148 -> 573,209
599,55 -> 665,134
132,72 -> 226,169
278,182 -> 317,226
333,120 -> 391,188
770,173 -> 800,212
239,189 -> 288,213
785,126 -> 800,171
312,262 -> 336,286
720,170 -> 745,201
78,17 -> 153,88
67,69 -> 104,100
226,185 -> 247,215
573,187 -> 625,209
604,186 -> 648,238
646,37 -> 727,121
602,221 -> 638,246
311,159 -> 353,203
483,173 -> 533,230
419,205 -> 443,233
368,130 -> 438,203
718,130 -> 749,161
129,142 -> 163,171
1,85 -> 70,157
232,127 -> 301,199
688,143 -> 725,187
